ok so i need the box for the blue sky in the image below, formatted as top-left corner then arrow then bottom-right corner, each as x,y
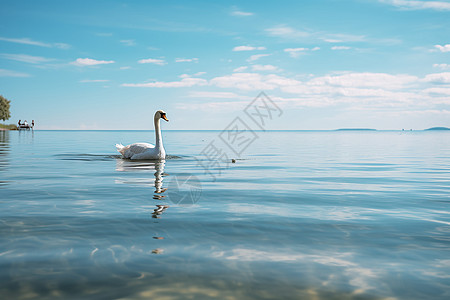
1,0 -> 449,130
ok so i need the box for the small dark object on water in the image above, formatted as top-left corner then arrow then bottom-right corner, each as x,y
231,159 -> 236,163
17,119 -> 34,130
152,248 -> 164,254
153,237 -> 164,240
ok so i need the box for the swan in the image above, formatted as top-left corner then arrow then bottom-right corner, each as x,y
116,110 -> 169,160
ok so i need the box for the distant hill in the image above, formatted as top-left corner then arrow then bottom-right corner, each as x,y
336,128 -> 376,131
425,127 -> 450,131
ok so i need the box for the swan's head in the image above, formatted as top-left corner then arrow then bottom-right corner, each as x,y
155,110 -> 169,122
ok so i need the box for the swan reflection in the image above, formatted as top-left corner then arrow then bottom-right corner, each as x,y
115,159 -> 167,192
153,160 -> 167,195
115,159 -> 169,218
152,204 -> 169,219
115,158 -> 170,254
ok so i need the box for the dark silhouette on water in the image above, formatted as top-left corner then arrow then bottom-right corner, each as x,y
17,119 -> 34,130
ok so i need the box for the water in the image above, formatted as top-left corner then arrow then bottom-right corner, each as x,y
0,130 -> 449,300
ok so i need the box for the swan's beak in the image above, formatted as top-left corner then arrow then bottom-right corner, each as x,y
162,114 -> 169,122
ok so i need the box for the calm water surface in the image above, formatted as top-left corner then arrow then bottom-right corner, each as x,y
0,130 -> 449,299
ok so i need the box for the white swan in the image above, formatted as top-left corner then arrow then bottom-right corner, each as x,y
116,110 -> 169,160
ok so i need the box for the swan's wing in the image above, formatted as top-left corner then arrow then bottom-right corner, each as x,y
121,143 -> 155,158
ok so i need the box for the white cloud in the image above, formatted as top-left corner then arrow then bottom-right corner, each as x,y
435,44 -> 450,52
233,45 -> 266,51
0,68 -> 30,77
322,33 -> 366,43
54,43 -> 71,50
206,72 -> 425,111
120,39 -> 136,46
80,79 -> 110,83
284,47 -> 307,53
123,70 -> 450,115
120,66 -> 131,70
178,72 -> 206,78
210,73 -> 292,91
380,0 -> 450,11
233,66 -> 248,72
231,10 -> 253,16
0,36 -> 48,47
176,100 -> 249,112
423,72 -> 450,84
424,87 -> 450,95
72,58 -> 115,66
331,46 -> 351,50
210,73 -> 276,90
266,26 -> 367,45
247,54 -> 270,62
0,53 -> 53,64
323,39 -> 342,43
129,71 -> 422,94
175,58 -> 199,63
265,25 -> 310,39
188,91 -> 241,98
307,72 -> 418,89
433,63 -> 450,70
284,47 -> 319,58
0,36 -> 70,49
399,109 -> 450,116
264,74 -> 302,87
252,64 -> 278,71
138,58 -> 167,65
122,77 -> 207,88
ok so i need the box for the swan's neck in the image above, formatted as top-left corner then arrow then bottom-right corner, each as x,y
154,118 -> 163,148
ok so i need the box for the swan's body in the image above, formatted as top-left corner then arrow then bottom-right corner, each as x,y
116,110 -> 169,160
116,142 -> 164,160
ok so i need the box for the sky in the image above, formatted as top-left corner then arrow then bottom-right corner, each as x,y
0,0 -> 449,130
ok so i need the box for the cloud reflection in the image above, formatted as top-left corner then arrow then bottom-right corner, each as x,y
226,203 -> 373,221
214,248 -> 380,294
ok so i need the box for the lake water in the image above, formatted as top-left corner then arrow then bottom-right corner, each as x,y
0,130 -> 449,299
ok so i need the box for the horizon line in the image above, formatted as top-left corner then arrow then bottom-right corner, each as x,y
10,128 -> 450,132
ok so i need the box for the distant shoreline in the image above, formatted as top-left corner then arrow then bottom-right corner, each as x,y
6,129 -> 450,132
0,124 -> 19,131
425,127 -> 450,131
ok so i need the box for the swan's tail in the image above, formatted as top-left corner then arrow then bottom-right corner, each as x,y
116,143 -> 126,155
